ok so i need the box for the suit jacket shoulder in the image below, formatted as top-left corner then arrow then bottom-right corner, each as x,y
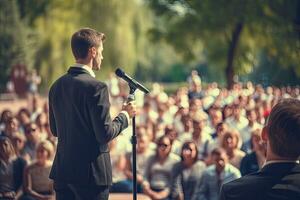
221,163 -> 300,200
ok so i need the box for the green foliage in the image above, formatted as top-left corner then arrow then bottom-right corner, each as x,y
13,0 -> 178,88
1,0 -> 299,92
0,0 -> 31,92
147,0 -> 300,86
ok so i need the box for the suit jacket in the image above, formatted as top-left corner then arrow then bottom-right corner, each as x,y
220,162 -> 300,200
48,67 -> 128,186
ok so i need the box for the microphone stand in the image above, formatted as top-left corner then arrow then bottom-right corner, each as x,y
127,85 -> 137,200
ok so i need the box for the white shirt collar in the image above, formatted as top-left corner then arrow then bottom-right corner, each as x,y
73,63 -> 96,78
264,160 -> 300,167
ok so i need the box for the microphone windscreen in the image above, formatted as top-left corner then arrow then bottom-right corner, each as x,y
115,68 -> 124,77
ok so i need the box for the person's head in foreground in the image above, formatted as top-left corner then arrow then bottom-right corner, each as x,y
262,98 -> 300,161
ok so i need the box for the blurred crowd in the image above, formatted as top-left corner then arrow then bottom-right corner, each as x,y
0,70 -> 300,200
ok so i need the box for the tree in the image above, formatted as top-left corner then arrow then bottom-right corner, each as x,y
148,0 -> 300,88
0,0 -> 30,92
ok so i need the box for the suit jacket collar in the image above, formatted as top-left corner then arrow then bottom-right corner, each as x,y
68,66 -> 92,77
261,162 -> 300,174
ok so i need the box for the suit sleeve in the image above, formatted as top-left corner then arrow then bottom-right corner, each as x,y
48,90 -> 57,137
88,84 -> 128,144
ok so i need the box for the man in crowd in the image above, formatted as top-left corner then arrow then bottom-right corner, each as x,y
192,148 -> 241,200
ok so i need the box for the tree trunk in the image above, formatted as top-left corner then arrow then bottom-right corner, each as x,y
225,22 -> 244,89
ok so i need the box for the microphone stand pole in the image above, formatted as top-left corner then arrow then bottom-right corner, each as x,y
128,86 -> 137,200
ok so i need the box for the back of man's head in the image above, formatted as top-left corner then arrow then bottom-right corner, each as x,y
266,98 -> 300,159
71,28 -> 105,60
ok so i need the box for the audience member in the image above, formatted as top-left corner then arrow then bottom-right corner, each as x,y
240,109 -> 263,153
143,136 -> 180,200
171,141 -> 206,200
21,140 -> 54,200
240,129 -> 266,176
221,130 -> 245,169
0,117 -> 20,139
0,109 -> 13,132
192,148 -> 241,200
191,112 -> 213,160
23,123 -> 41,162
0,136 -> 27,200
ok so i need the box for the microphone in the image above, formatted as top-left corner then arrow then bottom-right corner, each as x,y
115,68 -> 149,94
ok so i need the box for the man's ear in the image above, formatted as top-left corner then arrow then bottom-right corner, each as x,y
89,47 -> 97,58
261,126 -> 268,142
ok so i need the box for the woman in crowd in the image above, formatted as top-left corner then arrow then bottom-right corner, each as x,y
0,110 -> 13,132
143,135 -> 180,200
1,117 -> 20,139
11,132 -> 30,163
35,112 -> 48,141
240,129 -> 266,176
171,141 -> 206,200
17,108 -> 31,133
221,130 -> 245,169
21,140 -> 54,200
164,125 -> 181,156
0,136 -> 26,200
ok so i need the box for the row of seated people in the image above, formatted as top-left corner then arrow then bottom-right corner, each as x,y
0,121 -> 264,200
109,124 -> 266,200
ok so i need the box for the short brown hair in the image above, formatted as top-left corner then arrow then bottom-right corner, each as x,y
266,98 -> 300,158
71,28 -> 105,59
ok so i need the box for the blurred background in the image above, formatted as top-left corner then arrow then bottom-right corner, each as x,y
1,0 -> 300,98
1,1 -> 300,200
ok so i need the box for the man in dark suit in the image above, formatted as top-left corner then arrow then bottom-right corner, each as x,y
220,98 -> 300,200
48,28 -> 136,200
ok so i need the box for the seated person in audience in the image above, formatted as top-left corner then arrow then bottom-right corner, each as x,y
124,126 -> 154,193
109,139 -> 131,193
165,125 -> 182,155
23,123 -> 41,163
0,136 -> 27,200
11,132 -> 30,163
0,109 -> 13,132
209,122 -> 229,152
191,112 -> 213,160
225,105 -> 248,133
192,148 -> 241,200
240,129 -> 266,176
17,108 -> 31,134
177,114 -> 193,143
241,109 -> 263,153
35,112 -> 49,141
21,140 -> 54,200
143,135 -> 180,200
207,109 -> 223,135
221,130 -> 245,169
171,141 -> 206,200
0,116 -> 20,139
